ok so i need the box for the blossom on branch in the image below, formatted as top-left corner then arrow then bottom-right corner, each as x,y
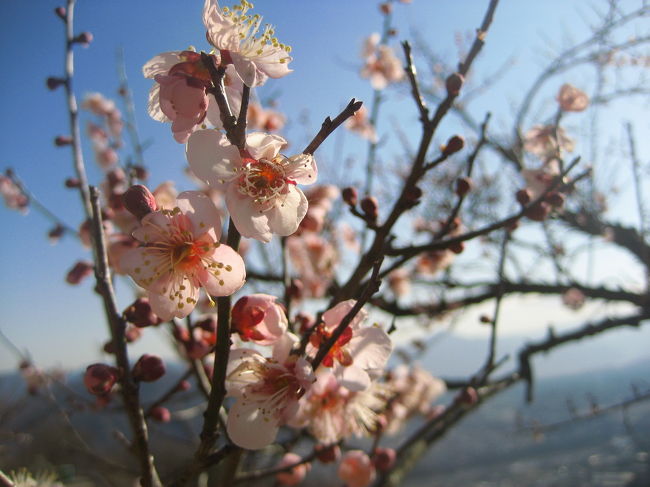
226,334 -> 315,449
231,293 -> 288,345
203,0 -> 293,87
557,83 -> 589,112
120,191 -> 246,320
360,33 -> 404,90
187,130 -> 317,242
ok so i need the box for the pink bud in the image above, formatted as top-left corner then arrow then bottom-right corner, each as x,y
455,177 -> 473,197
123,297 -> 161,328
73,31 -> 93,47
516,188 -> 532,206
65,260 -> 94,285
457,386 -> 479,405
445,73 -> 464,96
54,7 -> 66,19
338,450 -> 376,487
372,448 -> 396,472
122,185 -> 157,220
177,380 -> 191,392
360,196 -> 379,221
65,177 -> 80,188
150,406 -> 171,423
84,363 -> 118,395
132,354 -> 166,382
276,453 -> 311,486
48,224 -> 65,243
315,444 -> 341,464
342,186 -> 358,207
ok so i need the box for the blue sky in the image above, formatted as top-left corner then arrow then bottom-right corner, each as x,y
1,0 -> 648,372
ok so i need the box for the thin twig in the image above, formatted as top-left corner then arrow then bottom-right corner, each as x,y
303,99 -> 363,155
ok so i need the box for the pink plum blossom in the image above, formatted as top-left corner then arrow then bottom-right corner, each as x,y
338,450 -> 376,487
286,234 -> 337,297
557,83 -> 589,112
309,300 -> 392,391
360,33 -> 404,90
202,0 -> 293,87
0,174 -> 28,213
186,130 -> 317,242
142,50 -> 243,142
523,125 -> 574,160
226,334 -> 315,449
521,159 -> 561,200
231,293 -> 288,345
120,191 -> 246,320
345,105 -> 377,143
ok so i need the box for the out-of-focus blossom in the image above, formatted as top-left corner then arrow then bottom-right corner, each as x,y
309,300 -> 392,391
386,365 -> 446,425
84,363 -> 119,395
226,334 -> 315,449
203,0 -> 293,87
231,293 -> 288,345
8,468 -> 64,487
562,287 -> 586,310
557,83 -> 589,112
298,185 -> 339,234
388,268 -> 411,297
290,372 -> 390,444
0,175 -> 28,213
247,101 -> 286,132
120,191 -> 245,320
338,450 -> 376,487
143,50 -> 243,142
344,105 -> 377,143
275,452 -> 311,486
187,130 -> 317,242
65,260 -> 94,285
360,33 -> 404,90
521,159 -> 561,200
82,92 -> 117,117
523,125 -> 574,160
286,234 -> 337,297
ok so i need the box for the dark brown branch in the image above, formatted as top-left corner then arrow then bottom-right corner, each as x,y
89,187 -> 161,487
303,98 -> 363,155
402,41 -> 429,123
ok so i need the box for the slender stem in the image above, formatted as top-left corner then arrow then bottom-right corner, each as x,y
89,187 -> 161,487
303,99 -> 363,155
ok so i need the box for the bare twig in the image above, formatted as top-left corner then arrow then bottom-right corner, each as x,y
303,99 -> 363,155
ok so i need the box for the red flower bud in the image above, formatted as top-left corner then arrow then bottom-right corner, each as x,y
449,241 -> 465,254
360,196 -> 379,221
379,2 -> 392,14
65,260 -> 94,285
342,186 -> 358,207
457,386 -> 479,405
54,7 -> 66,19
132,354 -> 166,382
48,224 -> 65,243
516,188 -> 532,206
524,201 -> 551,222
545,191 -> 565,208
65,177 -> 80,188
442,135 -> 465,156
54,135 -> 73,147
123,297 -> 161,328
150,406 -> 171,423
122,185 -> 157,220
132,165 -> 149,181
372,448 -> 396,472
46,77 -> 65,91
84,363 -> 118,395
445,73 -> 464,96
73,31 -> 93,47
404,185 -> 422,204
314,444 -> 341,464
455,177 -> 473,197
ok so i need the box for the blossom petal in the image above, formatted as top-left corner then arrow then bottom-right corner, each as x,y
227,400 -> 279,450
231,52 -> 263,87
142,51 -> 180,79
348,327 -> 392,371
285,153 -> 317,185
147,84 -> 170,122
338,365 -> 371,392
226,184 -> 273,242
199,244 -> 246,296
245,132 -> 286,161
266,187 -> 307,237
148,279 -> 199,321
175,191 -> 222,236
186,130 -> 241,187
322,300 -> 368,331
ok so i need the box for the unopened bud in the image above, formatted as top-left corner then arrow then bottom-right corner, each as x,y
455,177 -> 473,197
84,363 -> 118,395
457,386 -> 479,405
125,325 -> 142,343
122,185 -> 157,220
132,165 -> 149,181
54,7 -> 66,19
342,186 -> 358,207
516,188 -> 532,206
442,135 -> 465,156
404,185 -> 422,204
103,340 -> 115,355
314,444 -> 341,464
360,196 -> 379,221
196,316 -> 217,332
445,72 -> 464,96
150,406 -> 171,423
65,177 -> 80,188
288,278 -> 304,302
545,191 -> 565,208
379,2 -> 392,14
72,31 -> 93,47
48,224 -> 65,243
524,201 -> 551,222
449,241 -> 465,254
177,380 -> 191,392
46,77 -> 65,91
123,297 -> 161,328
479,314 -> 492,324
132,354 -> 166,382
372,448 -> 396,472
54,135 -> 73,147
65,260 -> 94,285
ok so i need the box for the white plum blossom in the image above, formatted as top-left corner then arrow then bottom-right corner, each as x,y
226,334 -> 315,449
203,0 -> 292,87
120,191 -> 246,320
186,129 -> 317,242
